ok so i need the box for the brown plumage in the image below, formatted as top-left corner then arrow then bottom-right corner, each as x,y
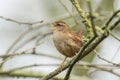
51,20 -> 82,69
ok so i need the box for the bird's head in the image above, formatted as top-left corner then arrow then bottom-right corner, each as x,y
51,21 -> 70,31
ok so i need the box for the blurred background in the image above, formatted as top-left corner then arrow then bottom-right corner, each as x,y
0,0 -> 120,80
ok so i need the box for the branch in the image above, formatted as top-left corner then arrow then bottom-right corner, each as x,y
110,31 -> 120,41
41,15 -> 120,79
0,16 -> 43,25
41,32 -> 107,80
6,29 -> 31,54
93,50 -> 120,67
87,0 -> 97,37
58,0 -> 78,24
102,9 -> 120,29
70,0 -> 93,38
64,0 -> 97,79
0,32 -> 52,69
110,18 -> 120,30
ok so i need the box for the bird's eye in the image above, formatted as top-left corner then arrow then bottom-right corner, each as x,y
57,23 -> 63,27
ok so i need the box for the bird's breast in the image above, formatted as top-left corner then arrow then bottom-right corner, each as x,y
53,31 -> 76,57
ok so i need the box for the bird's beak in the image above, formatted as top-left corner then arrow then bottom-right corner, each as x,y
50,26 -> 56,31
50,22 -> 57,31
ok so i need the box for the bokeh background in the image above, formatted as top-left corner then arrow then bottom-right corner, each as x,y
0,0 -> 120,80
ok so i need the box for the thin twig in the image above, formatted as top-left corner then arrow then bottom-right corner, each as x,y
0,62 -> 120,79
41,8 -> 120,80
70,0 -> 93,38
41,30 -> 108,80
0,16 -> 44,25
87,0 -> 97,37
102,9 -> 120,29
111,44 -> 120,61
6,29 -> 31,54
58,0 -> 78,24
109,31 -> 120,41
0,29 -> 32,69
64,0 -> 97,79
35,32 -> 52,46
93,50 -> 120,66
110,18 -> 120,30
0,13 -> 80,70
0,32 -> 52,69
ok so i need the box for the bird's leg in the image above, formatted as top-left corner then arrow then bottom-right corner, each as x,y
59,56 -> 67,71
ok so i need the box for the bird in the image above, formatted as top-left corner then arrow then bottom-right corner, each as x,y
51,20 -> 82,70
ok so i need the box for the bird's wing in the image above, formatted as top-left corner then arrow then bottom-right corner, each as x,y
64,33 -> 82,53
